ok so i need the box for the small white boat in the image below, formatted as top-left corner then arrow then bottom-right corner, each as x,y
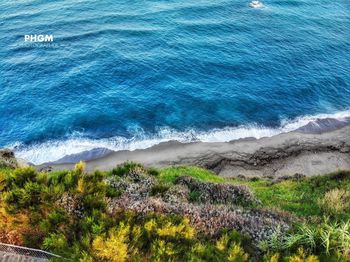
249,0 -> 263,8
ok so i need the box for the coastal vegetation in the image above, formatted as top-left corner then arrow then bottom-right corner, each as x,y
0,152 -> 350,261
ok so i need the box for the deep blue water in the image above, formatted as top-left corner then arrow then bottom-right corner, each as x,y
1,0 -> 350,163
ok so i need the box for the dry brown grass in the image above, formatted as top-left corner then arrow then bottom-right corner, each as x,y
0,206 -> 30,245
318,188 -> 350,216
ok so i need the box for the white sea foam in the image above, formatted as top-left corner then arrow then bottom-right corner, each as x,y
12,110 -> 350,165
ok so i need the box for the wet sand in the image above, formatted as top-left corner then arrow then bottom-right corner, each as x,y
40,124 -> 350,178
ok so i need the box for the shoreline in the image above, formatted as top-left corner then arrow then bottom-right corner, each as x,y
39,124 -> 350,178
13,111 -> 350,165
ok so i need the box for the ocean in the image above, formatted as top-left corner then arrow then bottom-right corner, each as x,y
0,0 -> 349,164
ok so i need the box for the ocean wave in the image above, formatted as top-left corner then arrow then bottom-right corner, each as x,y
12,110 -> 350,165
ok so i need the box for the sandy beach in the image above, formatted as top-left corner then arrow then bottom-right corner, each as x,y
40,124 -> 350,178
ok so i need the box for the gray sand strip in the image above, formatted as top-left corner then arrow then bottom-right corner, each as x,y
40,125 -> 350,178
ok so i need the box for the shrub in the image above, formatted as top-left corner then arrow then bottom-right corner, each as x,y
108,194 -> 290,242
4,181 -> 42,210
163,184 -> 189,203
318,219 -> 350,256
262,218 -> 350,259
0,171 -> 8,191
109,162 -> 146,177
9,167 -> 37,187
214,233 -> 249,261
150,183 -> 170,196
318,188 -> 350,216
189,190 -> 201,202
143,216 -> 195,241
39,209 -> 69,234
226,243 -> 249,262
107,166 -> 155,199
148,167 -> 159,177
151,239 -> 176,261
263,252 -> 280,262
74,161 -> 86,175
287,248 -> 319,262
63,172 -> 79,189
92,223 -> 131,262
156,218 -> 195,240
42,233 -> 68,253
175,176 -> 257,206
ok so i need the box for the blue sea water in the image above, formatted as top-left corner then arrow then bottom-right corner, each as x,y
0,0 -> 350,164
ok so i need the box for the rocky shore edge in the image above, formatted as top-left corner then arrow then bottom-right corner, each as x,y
36,125 -> 350,178
2,124 -> 349,179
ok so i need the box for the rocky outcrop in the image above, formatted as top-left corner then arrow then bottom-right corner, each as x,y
196,138 -> 350,173
0,149 -> 18,169
188,127 -> 350,178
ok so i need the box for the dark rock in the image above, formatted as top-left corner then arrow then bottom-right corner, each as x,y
38,166 -> 53,172
296,117 -> 350,134
0,149 -> 18,169
293,173 -> 305,180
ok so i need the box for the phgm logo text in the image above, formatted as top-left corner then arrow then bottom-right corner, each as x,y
24,34 -> 54,42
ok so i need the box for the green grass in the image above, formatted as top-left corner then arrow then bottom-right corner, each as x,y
158,166 -> 226,184
158,166 -> 350,218
237,179 -> 322,217
239,171 -> 350,218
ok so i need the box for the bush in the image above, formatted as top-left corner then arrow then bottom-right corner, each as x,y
109,162 -> 146,177
0,171 -> 8,191
215,234 -> 249,262
42,233 -> 68,253
4,181 -> 42,210
189,190 -> 201,202
150,183 -> 170,196
92,223 -> 131,262
226,243 -> 249,262
151,239 -> 176,261
318,188 -> 350,216
263,252 -> 280,262
39,209 -> 69,234
74,161 -> 86,175
9,167 -> 37,187
287,248 -> 319,262
175,176 -> 257,206
144,216 -> 195,241
262,218 -> 350,259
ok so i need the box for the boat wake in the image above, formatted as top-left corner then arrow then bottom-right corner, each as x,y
249,0 -> 264,8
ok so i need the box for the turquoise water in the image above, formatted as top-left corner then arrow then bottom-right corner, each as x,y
0,0 -> 349,164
